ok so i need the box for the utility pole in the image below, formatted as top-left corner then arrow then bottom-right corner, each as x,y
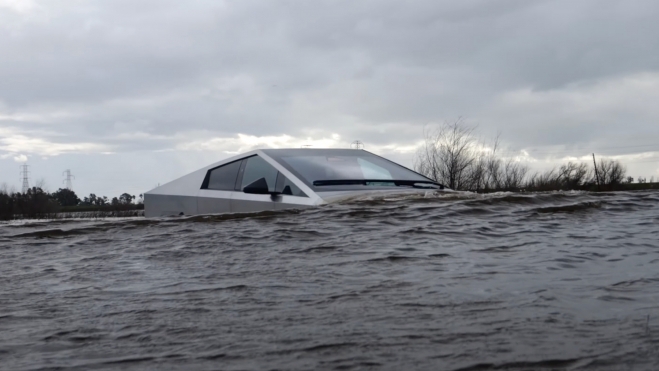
63,169 -> 75,190
592,153 -> 601,190
351,140 -> 364,150
19,164 -> 30,193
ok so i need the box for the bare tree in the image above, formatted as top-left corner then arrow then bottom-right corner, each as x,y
414,118 -> 482,190
596,159 -> 626,185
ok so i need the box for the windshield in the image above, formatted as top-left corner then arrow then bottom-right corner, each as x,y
276,152 -> 430,188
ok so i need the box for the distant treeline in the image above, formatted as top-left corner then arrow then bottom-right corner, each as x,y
415,120 -> 658,192
0,186 -> 143,220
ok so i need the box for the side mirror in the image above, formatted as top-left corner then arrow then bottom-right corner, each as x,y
243,177 -> 283,199
243,177 -> 270,194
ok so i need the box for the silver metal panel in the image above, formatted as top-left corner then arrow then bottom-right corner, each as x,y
146,169 -> 204,197
145,151 -> 260,197
196,189 -> 318,215
274,195 -> 314,211
197,192 -> 232,215
144,194 -> 199,217
230,193 -> 274,213
228,180 -> 319,213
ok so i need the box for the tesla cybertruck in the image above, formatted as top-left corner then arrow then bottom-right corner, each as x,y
144,148 -> 447,217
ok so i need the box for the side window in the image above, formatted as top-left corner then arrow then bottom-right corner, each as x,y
275,172 -> 308,197
203,160 -> 242,190
241,156 -> 279,192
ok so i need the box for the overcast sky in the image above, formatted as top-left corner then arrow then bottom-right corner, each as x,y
1,0 -> 658,197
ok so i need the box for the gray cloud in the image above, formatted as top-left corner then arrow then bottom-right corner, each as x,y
1,0 -> 659,195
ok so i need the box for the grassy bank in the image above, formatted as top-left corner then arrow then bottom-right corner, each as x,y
5,207 -> 144,220
60,204 -> 144,213
612,182 -> 659,191
479,182 -> 659,193
54,204 -> 144,219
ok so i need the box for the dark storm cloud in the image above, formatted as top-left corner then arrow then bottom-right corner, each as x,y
3,1 -> 658,125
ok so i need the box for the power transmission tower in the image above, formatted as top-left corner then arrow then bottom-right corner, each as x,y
351,140 -> 364,149
63,169 -> 75,190
19,164 -> 30,193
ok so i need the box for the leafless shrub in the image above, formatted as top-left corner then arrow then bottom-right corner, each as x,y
415,120 -> 528,191
524,169 -> 562,192
414,118 -> 482,190
476,157 -> 529,191
595,159 -> 626,185
523,162 -> 592,191
558,162 -> 592,189
414,120 -> 628,192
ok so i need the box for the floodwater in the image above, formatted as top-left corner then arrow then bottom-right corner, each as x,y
1,190 -> 659,371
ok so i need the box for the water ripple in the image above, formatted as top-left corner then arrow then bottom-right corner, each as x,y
1,190 -> 659,370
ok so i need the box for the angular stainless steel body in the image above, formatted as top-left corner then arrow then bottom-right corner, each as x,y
145,149 -> 447,217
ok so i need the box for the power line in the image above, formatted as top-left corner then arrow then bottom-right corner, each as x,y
498,149 -> 659,156
63,169 -> 75,190
19,164 -> 30,194
497,144 -> 659,156
500,154 -> 659,164
502,152 -> 659,161
622,158 -> 659,164
492,149 -> 659,159
583,143 -> 659,150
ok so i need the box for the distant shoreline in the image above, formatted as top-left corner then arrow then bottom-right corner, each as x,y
477,182 -> 659,193
59,204 -> 144,213
4,204 -> 144,220
3,186 -> 658,221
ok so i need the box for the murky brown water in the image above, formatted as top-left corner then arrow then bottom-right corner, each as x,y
1,191 -> 659,370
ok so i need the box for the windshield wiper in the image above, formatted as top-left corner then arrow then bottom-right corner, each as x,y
312,179 -> 445,189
